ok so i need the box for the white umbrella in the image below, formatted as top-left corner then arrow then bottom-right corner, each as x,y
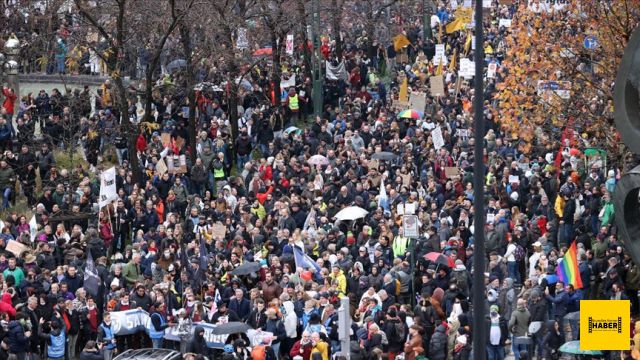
334,206 -> 369,221
308,155 -> 329,166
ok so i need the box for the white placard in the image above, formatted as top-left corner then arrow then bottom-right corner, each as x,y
499,19 -> 512,28
434,44 -> 448,66
432,126 -> 445,150
459,58 -> 475,79
463,0 -> 472,7
483,0 -> 492,7
236,28 -> 249,50
487,213 -> 495,224
99,167 -> 118,208
286,34 -> 294,55
487,62 -> 497,78
509,175 -> 520,183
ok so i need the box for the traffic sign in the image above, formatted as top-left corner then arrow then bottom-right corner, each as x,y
584,36 -> 599,50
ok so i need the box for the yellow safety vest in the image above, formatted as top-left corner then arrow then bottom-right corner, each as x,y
288,95 -> 299,111
214,167 -> 225,179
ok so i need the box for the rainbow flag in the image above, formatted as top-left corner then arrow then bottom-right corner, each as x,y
556,241 -> 583,289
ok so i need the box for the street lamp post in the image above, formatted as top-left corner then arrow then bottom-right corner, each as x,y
423,0 -> 432,40
2,34 -> 21,99
311,0 -> 323,119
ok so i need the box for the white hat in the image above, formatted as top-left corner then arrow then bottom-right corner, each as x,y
533,241 -> 542,247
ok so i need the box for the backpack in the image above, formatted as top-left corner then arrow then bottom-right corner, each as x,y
251,345 -> 266,360
514,244 -> 525,261
394,321 -> 406,341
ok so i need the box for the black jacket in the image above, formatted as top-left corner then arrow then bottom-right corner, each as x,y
80,350 -> 103,360
5,321 -> 29,354
429,324 -> 448,360
186,326 -> 209,356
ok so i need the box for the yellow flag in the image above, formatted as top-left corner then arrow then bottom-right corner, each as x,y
450,49 -> 457,72
399,77 -> 409,102
446,18 -> 465,34
436,59 -> 443,75
393,34 -> 411,52
463,31 -> 472,56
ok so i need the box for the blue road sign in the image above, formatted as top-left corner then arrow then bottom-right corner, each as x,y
584,36 -> 599,50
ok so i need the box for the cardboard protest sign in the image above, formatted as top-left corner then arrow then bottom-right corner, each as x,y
430,75 -> 446,97
5,240 -> 29,257
211,223 -> 227,240
445,167 -> 460,178
167,155 -> 188,174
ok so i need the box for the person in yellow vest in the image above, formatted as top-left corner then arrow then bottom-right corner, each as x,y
285,88 -> 304,123
310,332 -> 329,360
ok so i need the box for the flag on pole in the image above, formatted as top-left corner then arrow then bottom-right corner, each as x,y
378,177 -> 390,215
450,49 -> 458,72
399,77 -> 409,102
556,241 -> 583,289
463,31 -> 472,56
436,58 -> 444,75
29,216 -> 37,242
393,34 -> 411,52
99,167 -> 118,208
446,18 -> 465,34
83,250 -> 101,297
293,246 -> 322,273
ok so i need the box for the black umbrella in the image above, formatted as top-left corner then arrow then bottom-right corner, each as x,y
371,151 -> 398,161
230,261 -> 261,276
210,322 -> 252,335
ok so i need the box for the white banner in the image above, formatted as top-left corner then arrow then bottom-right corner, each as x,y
459,58 -> 475,79
325,61 -> 348,81
280,74 -> 296,90
111,309 -> 150,335
527,0 -> 567,12
286,34 -> 294,55
432,126 -> 445,150
99,167 -> 118,208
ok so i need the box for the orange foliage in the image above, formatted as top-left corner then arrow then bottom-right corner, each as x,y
494,0 -> 639,154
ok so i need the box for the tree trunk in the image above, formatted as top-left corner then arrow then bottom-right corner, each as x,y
113,75 -> 140,184
331,0 -> 343,60
271,32 -> 283,106
179,24 -> 198,162
296,0 -> 313,82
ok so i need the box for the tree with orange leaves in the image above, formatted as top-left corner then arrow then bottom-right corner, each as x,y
494,0 -> 639,168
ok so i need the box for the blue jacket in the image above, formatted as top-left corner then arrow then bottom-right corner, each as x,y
546,290 -> 569,317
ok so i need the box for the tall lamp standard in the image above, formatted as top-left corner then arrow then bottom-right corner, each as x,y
1,34 -> 21,99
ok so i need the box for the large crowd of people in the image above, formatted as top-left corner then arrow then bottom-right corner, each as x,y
0,1 -> 638,360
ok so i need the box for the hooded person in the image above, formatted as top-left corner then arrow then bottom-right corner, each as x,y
542,320 -> 563,360
0,292 -> 17,318
428,323 -> 448,360
80,340 -> 104,360
486,304 -> 508,360
186,325 -> 210,357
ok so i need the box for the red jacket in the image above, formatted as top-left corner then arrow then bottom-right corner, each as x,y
2,88 -> 17,115
136,134 -> 148,153
0,293 -> 16,318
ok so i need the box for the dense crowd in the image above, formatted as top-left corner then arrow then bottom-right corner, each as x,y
1,0 -> 639,360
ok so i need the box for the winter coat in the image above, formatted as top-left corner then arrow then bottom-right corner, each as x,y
0,293 -> 16,318
429,324 -> 448,360
186,326 -> 209,355
542,321 -> 563,359
508,307 -> 531,337
5,321 -> 29,354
